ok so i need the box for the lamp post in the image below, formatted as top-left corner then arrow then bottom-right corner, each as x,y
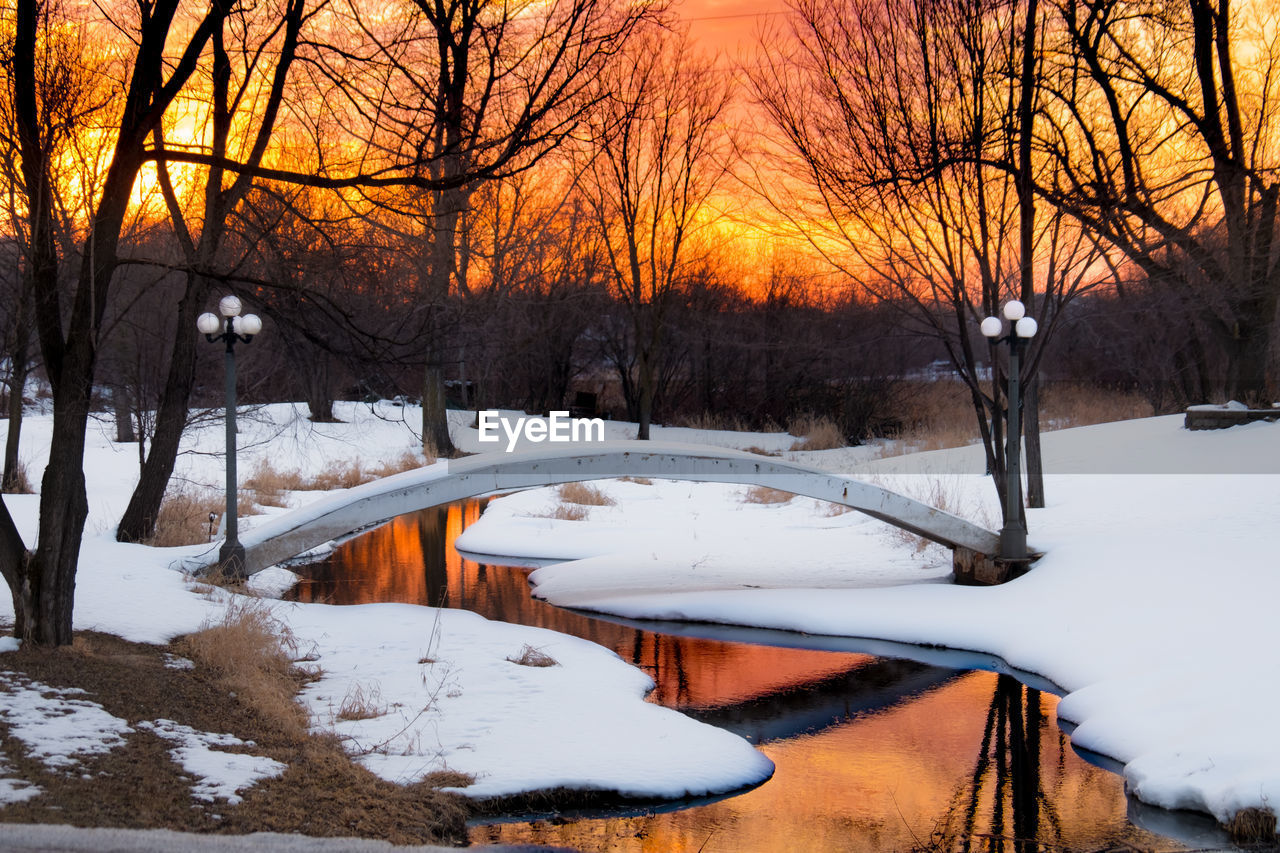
197,295 -> 263,579
981,299 -> 1037,561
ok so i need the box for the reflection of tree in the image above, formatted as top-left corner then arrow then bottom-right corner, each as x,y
937,674 -> 1062,853
417,505 -> 450,608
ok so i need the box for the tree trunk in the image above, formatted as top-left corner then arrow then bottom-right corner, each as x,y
116,279 -> 209,543
3,312 -> 31,493
19,336 -> 95,644
422,362 -> 452,457
636,348 -> 653,440
305,350 -> 337,422
1024,377 -> 1044,509
111,385 -> 136,443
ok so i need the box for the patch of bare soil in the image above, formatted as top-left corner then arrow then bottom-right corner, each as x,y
0,631 -> 468,846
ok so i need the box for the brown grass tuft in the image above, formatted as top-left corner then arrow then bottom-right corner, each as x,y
557,481 -> 615,506
146,486 -> 259,548
2,459 -> 34,494
788,414 -> 846,451
742,446 -> 782,457
1227,807 -> 1278,844
245,452 -> 430,499
888,379 -> 1156,458
618,475 -> 654,485
743,485 -> 794,505
539,503 -> 589,521
178,598 -> 308,737
506,644 -> 558,667
335,683 -> 386,722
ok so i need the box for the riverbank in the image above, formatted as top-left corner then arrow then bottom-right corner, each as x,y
0,403 -> 780,835
457,414 -> 1280,836
3,402 -> 1277,845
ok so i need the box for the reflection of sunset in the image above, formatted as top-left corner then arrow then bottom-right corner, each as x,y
289,501 -> 1175,853
291,500 -> 872,708
475,672 -> 1169,852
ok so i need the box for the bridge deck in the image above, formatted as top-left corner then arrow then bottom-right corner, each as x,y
199,441 -> 1003,576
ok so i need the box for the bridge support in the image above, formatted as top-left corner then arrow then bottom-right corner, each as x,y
953,547 -> 1035,586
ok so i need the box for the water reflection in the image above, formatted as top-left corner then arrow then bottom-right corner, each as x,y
287,503 -> 1185,852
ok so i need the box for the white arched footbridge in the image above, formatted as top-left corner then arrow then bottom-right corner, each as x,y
202,442 -> 1013,583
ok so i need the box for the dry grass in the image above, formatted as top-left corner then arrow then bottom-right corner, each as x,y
506,644 -> 558,667
335,683 -> 387,722
875,473 -> 994,553
886,380 -> 1154,459
1038,382 -> 1153,429
1227,807 -> 1278,844
672,411 -> 784,432
618,475 -> 654,485
788,414 -> 846,451
557,481 -> 615,506
539,503 -> 589,521
742,446 -> 782,457
0,629 -> 469,844
146,486 -> 259,548
742,485 -> 795,505
245,451 -> 430,498
2,459 -> 33,494
178,598 -> 308,737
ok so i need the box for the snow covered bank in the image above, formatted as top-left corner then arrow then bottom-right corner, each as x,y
458,416 -> 1280,825
0,403 -> 773,803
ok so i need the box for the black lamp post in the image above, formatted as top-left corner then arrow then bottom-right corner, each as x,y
197,295 -> 263,579
981,299 -> 1037,561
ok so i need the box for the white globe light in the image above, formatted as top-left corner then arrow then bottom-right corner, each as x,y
1002,300 -> 1025,321
196,312 -> 222,335
1015,316 -> 1038,338
980,316 -> 1003,338
239,314 -> 263,336
219,294 -> 242,317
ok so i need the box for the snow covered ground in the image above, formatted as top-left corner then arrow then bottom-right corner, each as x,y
459,413 -> 1280,826
2,401 -> 1278,831
0,403 -> 776,806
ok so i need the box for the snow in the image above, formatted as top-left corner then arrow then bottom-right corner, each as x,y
0,674 -> 132,769
456,413 -> 1280,824
0,402 -> 776,805
0,399 -> 1276,827
138,720 -> 287,805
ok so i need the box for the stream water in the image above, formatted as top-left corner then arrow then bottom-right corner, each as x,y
285,501 -> 1207,852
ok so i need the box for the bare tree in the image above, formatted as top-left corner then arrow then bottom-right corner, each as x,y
114,0 -> 309,543
582,27 -> 732,439
1,0 -> 229,645
1037,0 -> 1280,404
317,0 -> 654,454
753,0 -> 1103,510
